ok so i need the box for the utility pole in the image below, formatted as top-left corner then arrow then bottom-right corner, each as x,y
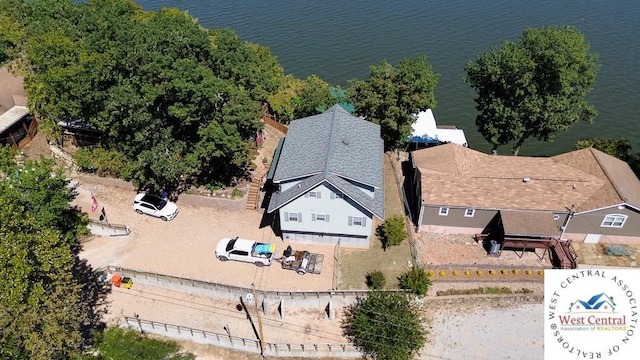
252,284 -> 267,358
240,286 -> 268,358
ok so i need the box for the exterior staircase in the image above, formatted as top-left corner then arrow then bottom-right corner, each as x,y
245,167 -> 268,211
550,239 -> 578,269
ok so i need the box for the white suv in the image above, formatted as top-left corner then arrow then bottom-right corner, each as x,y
215,237 -> 276,267
132,193 -> 179,221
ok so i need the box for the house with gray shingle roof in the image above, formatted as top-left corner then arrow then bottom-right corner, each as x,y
408,143 -> 640,245
267,105 -> 384,247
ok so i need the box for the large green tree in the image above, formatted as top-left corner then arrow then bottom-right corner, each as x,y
349,55 -> 439,151
465,26 -> 599,155
268,74 -> 336,123
0,147 -> 99,360
342,291 -> 427,360
13,0 -> 269,193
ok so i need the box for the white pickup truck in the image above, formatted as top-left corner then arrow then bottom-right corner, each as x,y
215,237 -> 276,267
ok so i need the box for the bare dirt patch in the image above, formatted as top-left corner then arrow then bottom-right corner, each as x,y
416,232 -> 550,269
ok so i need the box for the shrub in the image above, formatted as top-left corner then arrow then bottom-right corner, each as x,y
489,270 -> 496,275
427,271 -> 435,277
205,181 -> 224,194
515,288 -> 534,294
262,156 -> 269,164
73,147 -> 128,177
464,270 -> 470,277
476,270 -> 483,276
398,266 -> 432,296
439,270 -> 446,277
377,215 -> 408,250
452,270 -> 458,276
501,269 -> 509,275
365,271 -> 386,290
231,188 -> 244,199
513,269 -> 520,275
538,270 -> 544,276
526,270 -> 532,275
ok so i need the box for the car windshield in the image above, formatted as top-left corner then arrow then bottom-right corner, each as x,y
142,194 -> 166,209
225,238 -> 237,252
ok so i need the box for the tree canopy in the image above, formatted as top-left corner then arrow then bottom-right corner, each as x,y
1,0 -> 288,193
267,74 -> 337,124
0,147 -> 100,360
0,0 -> 351,192
465,25 -> 599,155
349,55 -> 439,151
342,291 -> 427,360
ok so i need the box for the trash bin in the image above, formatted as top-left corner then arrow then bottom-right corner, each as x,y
489,240 -> 501,255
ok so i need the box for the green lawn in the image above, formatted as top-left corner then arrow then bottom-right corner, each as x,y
337,153 -> 414,290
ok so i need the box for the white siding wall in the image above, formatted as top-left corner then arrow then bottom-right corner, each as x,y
279,183 -> 372,242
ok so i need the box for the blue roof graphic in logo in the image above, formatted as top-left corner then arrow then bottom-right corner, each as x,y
569,293 -> 616,313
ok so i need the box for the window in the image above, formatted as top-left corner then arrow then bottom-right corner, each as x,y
306,191 -> 321,199
284,212 -> 302,222
331,192 -> 344,199
313,213 -> 329,222
601,214 -> 627,228
464,208 -> 475,217
349,216 -> 366,227
439,207 -> 449,216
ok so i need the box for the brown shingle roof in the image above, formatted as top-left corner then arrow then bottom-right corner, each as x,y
413,144 -> 640,212
553,148 -> 640,208
500,210 -> 560,237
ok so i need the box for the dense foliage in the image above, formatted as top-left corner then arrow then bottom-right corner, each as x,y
349,55 -> 439,151
342,291 -> 427,360
0,0 -> 337,194
377,215 -> 408,250
465,26 -> 599,155
0,146 -> 103,360
365,270 -> 386,290
268,74 -> 337,123
93,327 -> 194,360
398,265 -> 432,296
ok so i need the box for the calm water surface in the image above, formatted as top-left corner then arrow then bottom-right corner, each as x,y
138,0 -> 640,156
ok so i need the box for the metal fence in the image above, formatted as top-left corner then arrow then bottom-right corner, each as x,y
123,316 -> 361,358
106,266 -> 371,307
386,152 -> 418,264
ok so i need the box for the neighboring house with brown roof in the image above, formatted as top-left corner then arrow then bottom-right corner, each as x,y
408,143 -> 640,245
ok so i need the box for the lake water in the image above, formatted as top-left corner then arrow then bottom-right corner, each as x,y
137,0 -> 640,156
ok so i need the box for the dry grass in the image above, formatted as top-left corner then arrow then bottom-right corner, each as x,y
338,153 -> 414,290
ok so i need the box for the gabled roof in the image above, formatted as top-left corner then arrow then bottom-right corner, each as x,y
412,143 -> 640,212
552,147 -> 640,209
267,105 -> 384,218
